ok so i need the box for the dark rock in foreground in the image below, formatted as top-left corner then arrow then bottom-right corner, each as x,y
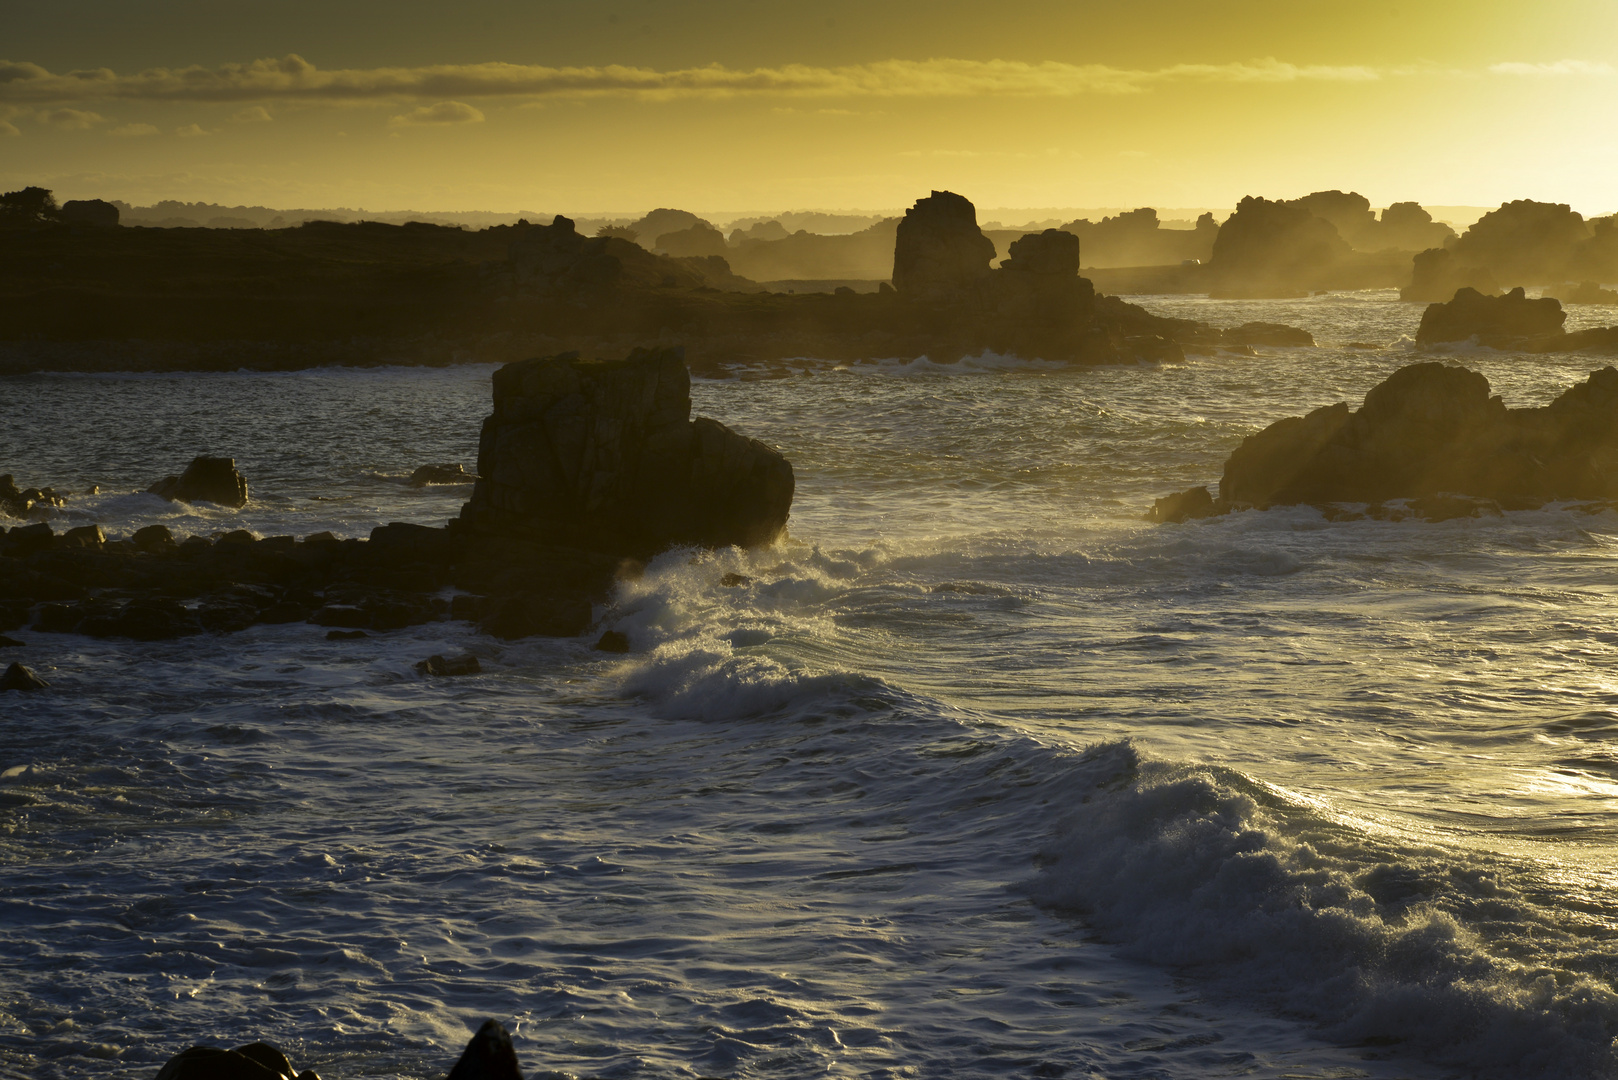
461,346 -> 794,553
1,662 -> 48,691
1416,286 -> 1565,345
1,474 -> 66,518
149,456 -> 250,507
1146,361 -> 1618,518
152,1019 -> 521,1080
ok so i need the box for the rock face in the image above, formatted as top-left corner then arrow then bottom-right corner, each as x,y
1218,361 -> 1618,508
460,347 -> 795,553
148,456 -> 250,507
1401,248 -> 1499,303
891,191 -> 997,302
1416,287 -> 1566,345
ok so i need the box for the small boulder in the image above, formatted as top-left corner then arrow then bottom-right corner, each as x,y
594,630 -> 631,653
60,524 -> 105,549
1145,486 -> 1218,524
148,456 -> 250,508
1,662 -> 48,691
409,463 -> 477,487
5,522 -> 55,556
416,653 -> 482,677
132,524 -> 178,552
447,1019 -> 524,1080
154,1041 -> 321,1080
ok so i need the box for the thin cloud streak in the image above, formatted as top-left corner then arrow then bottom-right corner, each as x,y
0,55 -> 1599,107
0,55 -> 1400,105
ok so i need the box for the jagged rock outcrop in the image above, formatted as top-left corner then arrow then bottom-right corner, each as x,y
891,191 -> 997,302
460,347 -> 794,553
1416,287 -> 1566,345
1402,248 -> 1500,303
1213,362 -> 1618,509
1207,196 -> 1353,298
1000,229 -> 1082,276
148,456 -> 250,507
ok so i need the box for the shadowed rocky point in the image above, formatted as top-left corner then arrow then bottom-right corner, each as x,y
1147,361 -> 1618,521
0,348 -> 791,643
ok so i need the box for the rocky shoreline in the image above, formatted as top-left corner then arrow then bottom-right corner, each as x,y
0,347 -> 792,679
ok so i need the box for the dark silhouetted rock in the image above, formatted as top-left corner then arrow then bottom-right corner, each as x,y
1221,322 -> 1315,347
148,456 -> 249,507
154,1041 -> 320,1080
409,463 -> 477,486
446,1019 -> 524,1080
1416,286 -> 1565,345
1000,229 -> 1082,275
892,191 -> 997,302
0,635 -> 24,648
1,662 -> 48,691
461,347 -> 794,553
133,523 -> 178,552
326,629 -> 368,640
1208,196 -> 1352,298
1213,362 -> 1618,510
1450,199 -> 1591,285
1401,247 -> 1500,303
594,630 -> 631,653
416,653 -> 482,677
1291,190 -> 1378,249
0,475 -> 65,518
1144,486 -> 1216,523
60,524 -> 104,549
59,199 -> 120,228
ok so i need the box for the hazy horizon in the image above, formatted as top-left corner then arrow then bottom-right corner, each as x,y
3,0 -> 1616,213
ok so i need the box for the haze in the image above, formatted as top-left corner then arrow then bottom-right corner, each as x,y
3,0 -> 1617,215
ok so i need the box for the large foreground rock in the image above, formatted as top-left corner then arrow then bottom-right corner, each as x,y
149,456 -> 250,507
1416,286 -> 1565,345
460,347 -> 794,553
1218,361 -> 1618,508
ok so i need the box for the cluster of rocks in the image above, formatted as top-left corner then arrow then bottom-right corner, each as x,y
1147,360 -> 1618,522
0,475 -> 65,517
0,348 -> 793,666
154,1017 -> 523,1079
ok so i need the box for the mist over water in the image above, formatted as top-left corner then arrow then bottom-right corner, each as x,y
5,290 -> 1618,1079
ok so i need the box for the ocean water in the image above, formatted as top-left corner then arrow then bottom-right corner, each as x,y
5,289 -> 1618,1079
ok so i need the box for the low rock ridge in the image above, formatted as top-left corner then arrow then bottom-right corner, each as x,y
1146,360 -> 1618,522
459,346 -> 794,553
1415,287 -> 1618,353
1,350 -> 793,646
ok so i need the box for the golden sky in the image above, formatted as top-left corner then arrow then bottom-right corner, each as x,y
3,0 -> 1616,215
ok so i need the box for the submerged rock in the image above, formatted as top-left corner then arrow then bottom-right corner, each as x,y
1416,286 -> 1566,345
460,346 -> 795,553
1220,322 -> 1315,348
416,653 -> 481,677
409,463 -> 477,487
148,456 -> 250,507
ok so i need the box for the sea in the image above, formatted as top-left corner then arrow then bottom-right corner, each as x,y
4,288 -> 1618,1080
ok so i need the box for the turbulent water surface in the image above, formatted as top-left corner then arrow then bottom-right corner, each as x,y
5,290 -> 1618,1079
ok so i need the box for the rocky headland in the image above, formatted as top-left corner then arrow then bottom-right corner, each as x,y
0,187 -> 1306,374
1147,360 -> 1618,523
0,347 -> 791,661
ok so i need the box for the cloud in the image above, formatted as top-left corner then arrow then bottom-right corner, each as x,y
1488,60 -> 1616,77
0,54 -> 1597,107
388,100 -> 485,126
38,107 -> 105,129
232,105 -> 273,122
0,120 -> 18,137
0,54 -> 1401,107
175,123 -> 211,137
109,122 -> 159,136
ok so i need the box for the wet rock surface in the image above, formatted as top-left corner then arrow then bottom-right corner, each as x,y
148,455 -> 250,507
1148,361 -> 1618,517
